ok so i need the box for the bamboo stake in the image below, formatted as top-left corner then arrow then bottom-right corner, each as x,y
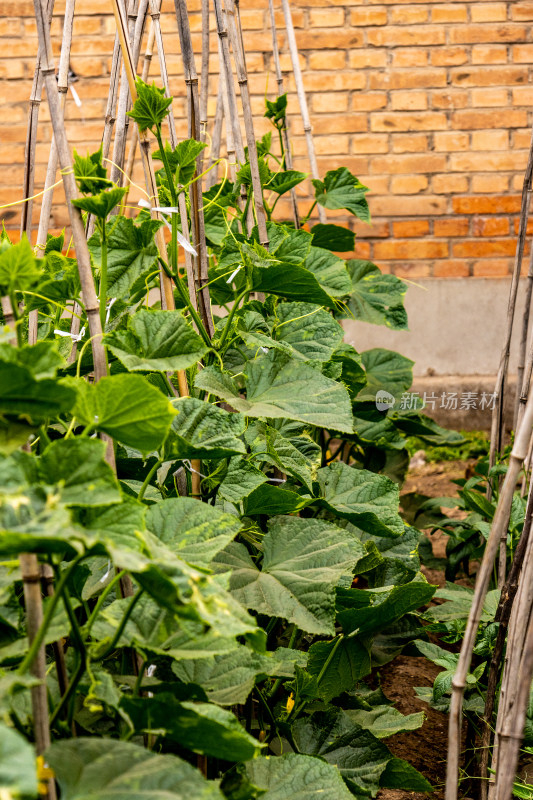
20,0 -> 55,241
212,2 -> 245,165
110,0 -> 148,187
20,554 -> 57,800
279,0 -> 326,224
206,81 -> 224,188
33,0 -> 108,387
267,0 -> 299,228
224,0 -> 269,247
514,247 -> 533,428
478,484 -> 533,800
489,126 -> 533,477
200,0 -> 210,147
446,377 -> 533,800
31,0 -> 77,346
173,0 -> 214,336
217,38 -> 237,182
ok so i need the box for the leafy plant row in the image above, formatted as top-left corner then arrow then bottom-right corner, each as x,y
0,83 -> 461,799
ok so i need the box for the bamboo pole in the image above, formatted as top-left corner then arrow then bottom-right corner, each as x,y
267,0 -> 299,228
110,0 -> 148,187
20,554 -> 56,800
173,0 -> 214,336
445,375 -> 533,800
279,0 -> 326,224
200,0 -> 210,147
478,484 -> 533,800
206,81 -> 224,188
20,0 -> 55,241
33,0 -> 108,386
489,126 -> 533,478
31,0 -> 77,346
223,0 -> 269,247
514,247 -> 533,428
217,38 -> 237,182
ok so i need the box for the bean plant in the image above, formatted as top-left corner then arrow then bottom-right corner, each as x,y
0,83 -> 460,799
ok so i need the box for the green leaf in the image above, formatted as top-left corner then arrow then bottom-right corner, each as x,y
242,484 -> 313,516
106,308 -> 207,372
424,583 -> 499,624
146,497 -> 242,569
304,246 -> 352,298
0,723 -> 38,796
0,339 -> 64,380
40,438 -> 121,507
213,516 -> 364,635
218,455 -> 268,504
44,230 -> 65,254
380,757 -> 433,792
153,139 -> 207,186
88,215 -> 163,300
72,186 -> 127,220
244,421 -> 318,492
316,461 -> 404,537
127,78 -> 173,131
267,170 -> 307,195
358,348 -> 414,403
330,344 -> 367,399
0,362 -> 75,421
310,223 -> 356,252
345,697 -> 424,739
46,738 -> 224,800
0,236 -> 41,293
345,260 -> 408,330
71,373 -> 177,453
336,576 -> 436,636
264,93 -> 288,124
313,167 -> 370,221
273,302 -> 344,362
73,145 -> 111,194
307,636 -> 371,702
246,753 -> 354,800
195,351 -> 354,433
270,225 -> 313,267
165,397 -> 246,460
172,645 -> 297,705
251,262 -> 337,307
121,694 -> 263,761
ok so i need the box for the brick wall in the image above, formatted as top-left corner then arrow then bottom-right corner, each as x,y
1,0 -> 532,279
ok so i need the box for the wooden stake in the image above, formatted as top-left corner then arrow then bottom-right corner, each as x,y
279,0 -> 326,224
33,0 -> 108,385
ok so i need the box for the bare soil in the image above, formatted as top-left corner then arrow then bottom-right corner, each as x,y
377,459 -> 475,800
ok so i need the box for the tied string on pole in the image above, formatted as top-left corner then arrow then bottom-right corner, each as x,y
137,198 -> 197,256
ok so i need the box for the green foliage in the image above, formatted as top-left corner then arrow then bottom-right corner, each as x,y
0,87 -> 440,800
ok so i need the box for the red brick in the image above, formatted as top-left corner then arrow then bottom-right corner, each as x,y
431,46 -> 468,66
374,240 -> 449,260
390,7 -> 429,23
349,51 -> 387,69
472,88 -> 509,107
371,154 -> 447,173
471,130 -> 509,149
449,24 -> 528,44
511,3 -> 533,20
309,51 -> 347,70
453,240 -> 516,257
450,152 -> 527,172
453,196 -> 521,214
393,220 -> 430,237
472,218 -> 510,236
391,175 -> 429,194
434,261 -> 471,277
472,44 -> 508,63
431,90 -> 469,109
392,49 -> 429,67
367,26 -> 445,47
434,131 -> 469,151
371,196 -> 448,217
309,8 -> 345,26
471,3 -> 508,22
392,134 -> 429,153
432,175 -> 469,193
472,175 -> 510,193
450,67 -> 527,87
349,8 -> 388,25
431,5 -> 468,23
472,260 -> 511,277
395,264 -> 432,279
452,110 -> 527,129
391,91 -> 428,111
370,112 -> 447,132
434,219 -> 470,237
352,134 -> 389,153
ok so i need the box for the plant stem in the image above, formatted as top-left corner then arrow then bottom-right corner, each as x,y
83,570 -> 126,637
94,589 -> 145,661
158,257 -> 211,348
17,553 -> 86,676
218,288 -> 249,352
138,458 -> 164,502
99,222 -> 108,331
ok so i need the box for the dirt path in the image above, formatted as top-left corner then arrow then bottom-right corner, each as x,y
377,459 -> 472,800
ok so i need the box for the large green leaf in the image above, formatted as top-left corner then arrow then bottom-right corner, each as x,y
40,438 -> 121,507
213,516 -> 364,635
244,421 -> 317,492
0,340 -> 64,380
273,302 -> 344,362
310,223 -> 356,252
0,362 -> 76,421
246,753 -> 354,800
0,723 -> 38,796
106,309 -> 207,372
304,246 -> 352,298
269,225 -> 313,267
0,236 -> 41,293
88,215 -> 163,299
336,576 -> 435,637
81,497 -> 146,555
72,187 -> 128,220
165,397 -> 246,460
313,167 -> 370,222
71,373 -> 177,453
146,497 -> 242,569
172,645 -> 303,705
358,348 -> 413,404
195,351 -> 354,433
242,484 -> 313,516
293,710 -> 401,796
307,636 -> 371,702
121,694 -> 263,761
251,263 -> 336,307
46,738 -> 224,800
345,260 -> 408,330
218,456 -> 268,504
316,461 -> 404,537
267,170 -> 307,196
127,78 -> 173,131
345,696 -> 424,739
